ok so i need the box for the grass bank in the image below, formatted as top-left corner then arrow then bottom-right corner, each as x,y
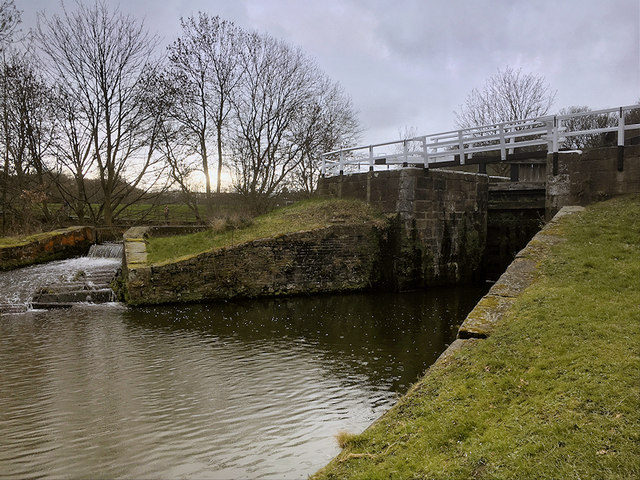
146,198 -> 385,265
314,195 -> 640,480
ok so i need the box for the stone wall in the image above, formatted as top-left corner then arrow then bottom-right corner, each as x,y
125,222 -> 386,306
546,145 -> 640,218
317,168 -> 488,287
0,226 -> 96,271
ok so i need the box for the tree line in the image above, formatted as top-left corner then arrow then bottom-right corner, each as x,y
0,1 -> 359,232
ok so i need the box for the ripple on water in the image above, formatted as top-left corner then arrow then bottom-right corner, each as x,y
0,286 -> 487,479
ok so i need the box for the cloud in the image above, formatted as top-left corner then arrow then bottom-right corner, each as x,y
21,0 -> 640,144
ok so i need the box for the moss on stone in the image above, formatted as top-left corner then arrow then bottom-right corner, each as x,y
0,226 -> 96,271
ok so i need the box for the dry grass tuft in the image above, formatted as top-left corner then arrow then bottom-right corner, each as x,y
335,430 -> 358,449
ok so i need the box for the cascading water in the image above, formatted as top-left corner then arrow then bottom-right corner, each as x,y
0,242 -> 122,314
87,242 -> 124,259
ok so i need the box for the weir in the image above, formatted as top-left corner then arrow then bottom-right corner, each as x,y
88,242 -> 124,259
0,242 -> 123,314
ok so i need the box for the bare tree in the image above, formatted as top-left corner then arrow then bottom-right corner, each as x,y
231,32 -> 322,210
17,53 -> 55,222
455,66 -> 556,129
291,77 -> 359,194
0,0 -> 20,50
37,1 -> 162,226
454,66 -> 556,175
49,84 -> 97,222
167,13 -> 242,216
142,68 -> 204,223
0,49 -> 55,232
0,0 -> 19,233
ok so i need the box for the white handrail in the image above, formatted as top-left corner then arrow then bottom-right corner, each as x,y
322,104 -> 640,177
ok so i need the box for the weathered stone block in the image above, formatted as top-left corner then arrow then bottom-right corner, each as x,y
458,294 -> 515,339
0,226 -> 96,271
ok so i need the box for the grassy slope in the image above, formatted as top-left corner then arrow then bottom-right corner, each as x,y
146,198 -> 385,265
315,195 -> 640,480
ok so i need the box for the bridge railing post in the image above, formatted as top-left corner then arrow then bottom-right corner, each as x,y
369,145 -> 374,171
499,124 -> 507,161
422,137 -> 429,169
617,107 -> 625,146
402,140 -> 408,167
321,154 -> 326,177
458,131 -> 465,165
339,151 -> 344,176
552,116 -> 559,176
617,107 -> 625,171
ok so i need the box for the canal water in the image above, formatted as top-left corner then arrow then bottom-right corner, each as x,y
0,258 -> 486,479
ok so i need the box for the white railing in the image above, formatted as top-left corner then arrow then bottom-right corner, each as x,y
322,104 -> 640,176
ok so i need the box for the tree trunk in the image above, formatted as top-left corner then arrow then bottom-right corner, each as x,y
1,151 -> 8,235
201,136 -> 212,217
74,175 -> 86,223
216,123 -> 223,194
103,194 -> 113,227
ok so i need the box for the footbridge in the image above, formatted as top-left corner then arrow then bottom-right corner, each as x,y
318,104 -> 640,284
321,104 -> 639,177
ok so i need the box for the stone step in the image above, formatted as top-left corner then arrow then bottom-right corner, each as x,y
33,288 -> 116,304
38,280 -> 114,291
31,302 -> 73,310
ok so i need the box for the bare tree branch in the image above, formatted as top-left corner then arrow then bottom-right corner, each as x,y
36,0 -> 161,226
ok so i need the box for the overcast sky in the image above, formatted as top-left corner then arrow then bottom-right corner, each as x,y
19,0 -> 640,145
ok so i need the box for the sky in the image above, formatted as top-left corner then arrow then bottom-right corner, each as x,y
18,0 -> 640,146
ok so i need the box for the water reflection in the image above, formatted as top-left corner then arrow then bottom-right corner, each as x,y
0,287 -> 485,479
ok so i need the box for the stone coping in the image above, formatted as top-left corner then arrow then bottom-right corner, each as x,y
0,226 -> 91,248
0,226 -> 97,271
123,226 -> 150,267
457,205 -> 584,339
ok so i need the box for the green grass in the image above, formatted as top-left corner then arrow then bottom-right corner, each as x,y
146,198 -> 385,265
314,194 -> 640,480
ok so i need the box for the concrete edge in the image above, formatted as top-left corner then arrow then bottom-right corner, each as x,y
457,205 -> 584,339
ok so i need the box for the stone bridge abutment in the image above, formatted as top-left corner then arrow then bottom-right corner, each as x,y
318,168 -> 489,288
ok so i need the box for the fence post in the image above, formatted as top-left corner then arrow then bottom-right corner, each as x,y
369,145 -> 374,171
339,151 -> 344,176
